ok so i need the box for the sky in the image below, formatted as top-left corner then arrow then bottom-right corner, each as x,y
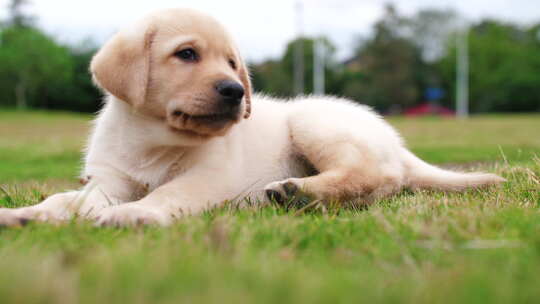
1,0 -> 539,62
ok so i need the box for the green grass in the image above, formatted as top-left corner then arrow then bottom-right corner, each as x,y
0,110 -> 539,303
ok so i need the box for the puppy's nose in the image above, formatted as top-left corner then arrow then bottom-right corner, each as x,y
216,80 -> 244,106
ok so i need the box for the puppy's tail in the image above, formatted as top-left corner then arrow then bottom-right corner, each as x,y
401,149 -> 505,191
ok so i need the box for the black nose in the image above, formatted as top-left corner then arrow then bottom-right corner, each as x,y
216,80 -> 244,106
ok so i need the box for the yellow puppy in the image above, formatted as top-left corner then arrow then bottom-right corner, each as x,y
0,9 -> 504,227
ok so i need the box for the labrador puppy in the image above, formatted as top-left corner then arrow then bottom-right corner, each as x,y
0,9 -> 504,227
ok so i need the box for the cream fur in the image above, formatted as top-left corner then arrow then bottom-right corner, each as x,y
0,9 -> 504,227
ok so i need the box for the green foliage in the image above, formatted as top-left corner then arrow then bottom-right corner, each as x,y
251,59 -> 294,97
0,27 -> 74,108
0,0 -> 100,112
55,45 -> 102,112
252,37 -> 343,97
344,5 -> 425,112
0,25 -> 101,112
438,21 -> 540,112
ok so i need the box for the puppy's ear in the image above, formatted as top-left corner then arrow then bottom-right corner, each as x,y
238,56 -> 252,119
90,22 -> 156,106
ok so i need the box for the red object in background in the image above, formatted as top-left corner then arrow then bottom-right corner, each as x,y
404,103 -> 455,117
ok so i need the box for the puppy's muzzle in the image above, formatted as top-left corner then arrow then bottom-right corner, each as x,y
167,80 -> 245,134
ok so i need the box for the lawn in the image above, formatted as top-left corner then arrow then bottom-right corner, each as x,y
0,110 -> 539,304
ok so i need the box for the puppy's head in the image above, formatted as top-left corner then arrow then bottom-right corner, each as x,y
91,9 -> 252,139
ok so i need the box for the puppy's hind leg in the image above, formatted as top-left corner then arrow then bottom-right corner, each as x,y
265,119 -> 402,206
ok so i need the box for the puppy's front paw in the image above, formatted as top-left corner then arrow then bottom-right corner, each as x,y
0,207 -> 70,227
95,204 -> 172,227
0,209 -> 30,227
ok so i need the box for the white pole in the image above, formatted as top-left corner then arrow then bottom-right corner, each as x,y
313,38 -> 325,95
456,27 -> 469,118
294,1 -> 304,95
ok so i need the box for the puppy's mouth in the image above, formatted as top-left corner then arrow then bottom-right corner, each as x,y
171,110 -> 236,123
167,109 -> 239,137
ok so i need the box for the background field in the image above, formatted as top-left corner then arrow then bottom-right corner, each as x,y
0,110 -> 539,303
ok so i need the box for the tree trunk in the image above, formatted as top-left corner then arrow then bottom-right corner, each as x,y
15,79 -> 27,109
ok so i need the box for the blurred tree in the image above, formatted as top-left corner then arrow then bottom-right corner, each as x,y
251,36 -> 343,97
281,37 -> 340,95
404,9 -> 461,105
344,4 -> 424,113
6,0 -> 35,28
0,27 -> 74,109
0,0 -> 101,112
408,9 -> 460,63
56,43 -> 103,113
438,20 -> 540,112
251,59 -> 293,97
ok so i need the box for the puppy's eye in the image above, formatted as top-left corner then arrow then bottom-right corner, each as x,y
175,48 -> 198,62
228,59 -> 237,70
